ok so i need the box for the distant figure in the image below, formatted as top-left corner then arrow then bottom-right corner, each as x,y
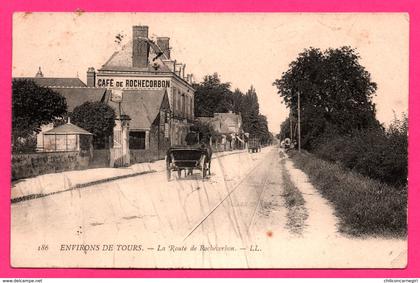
283,138 -> 291,149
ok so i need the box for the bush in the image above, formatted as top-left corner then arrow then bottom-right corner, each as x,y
313,115 -> 407,187
289,150 -> 407,236
12,135 -> 37,153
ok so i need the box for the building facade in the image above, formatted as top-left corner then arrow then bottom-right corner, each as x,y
86,25 -> 195,146
198,111 -> 246,150
15,25 -> 196,166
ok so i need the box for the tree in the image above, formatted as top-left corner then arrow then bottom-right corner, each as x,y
240,86 -> 263,138
188,120 -> 216,145
231,88 -> 244,114
193,74 -> 270,143
71,102 -> 116,149
12,79 -> 67,152
193,73 -> 233,117
273,46 -> 380,149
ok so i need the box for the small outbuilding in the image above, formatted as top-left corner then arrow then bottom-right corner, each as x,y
42,120 -> 93,152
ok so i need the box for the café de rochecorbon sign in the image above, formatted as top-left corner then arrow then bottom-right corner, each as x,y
96,77 -> 171,89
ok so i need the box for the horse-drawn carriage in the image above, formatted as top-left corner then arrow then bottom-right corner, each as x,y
165,130 -> 212,181
248,137 -> 261,153
165,145 -> 212,181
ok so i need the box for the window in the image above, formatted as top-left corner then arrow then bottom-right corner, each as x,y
129,131 -> 146,149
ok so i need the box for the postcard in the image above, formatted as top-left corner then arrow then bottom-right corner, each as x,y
10,12 -> 408,268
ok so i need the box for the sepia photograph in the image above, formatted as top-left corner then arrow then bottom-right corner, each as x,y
10,12 -> 408,268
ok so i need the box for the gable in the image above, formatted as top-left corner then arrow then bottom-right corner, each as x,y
104,89 -> 168,130
101,40 -> 172,73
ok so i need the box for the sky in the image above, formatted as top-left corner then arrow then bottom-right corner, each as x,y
12,13 -> 409,132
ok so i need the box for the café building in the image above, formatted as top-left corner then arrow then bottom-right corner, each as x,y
87,25 -> 195,148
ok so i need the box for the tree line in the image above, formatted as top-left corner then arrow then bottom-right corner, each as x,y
274,46 -> 407,187
193,73 -> 272,144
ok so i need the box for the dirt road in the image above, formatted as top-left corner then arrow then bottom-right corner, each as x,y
11,147 -> 406,268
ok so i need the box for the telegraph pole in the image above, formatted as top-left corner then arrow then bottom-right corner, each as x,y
297,91 -> 301,152
289,112 -> 293,141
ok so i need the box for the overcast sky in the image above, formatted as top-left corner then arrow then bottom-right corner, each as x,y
12,13 -> 408,132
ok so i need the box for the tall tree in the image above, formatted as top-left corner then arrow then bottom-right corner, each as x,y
240,86 -> 261,136
71,102 -> 116,149
193,73 -> 233,117
12,79 -> 67,151
231,88 -> 244,114
273,46 -> 379,149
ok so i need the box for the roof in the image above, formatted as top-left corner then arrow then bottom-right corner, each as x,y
50,87 -> 108,112
217,113 -> 243,134
14,77 -> 87,87
104,89 -> 168,130
198,112 -> 243,134
100,39 -> 172,73
44,122 -> 92,135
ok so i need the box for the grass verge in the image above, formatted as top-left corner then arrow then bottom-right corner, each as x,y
288,150 -> 407,237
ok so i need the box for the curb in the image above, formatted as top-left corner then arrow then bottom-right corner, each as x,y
11,170 -> 156,204
11,148 -> 256,204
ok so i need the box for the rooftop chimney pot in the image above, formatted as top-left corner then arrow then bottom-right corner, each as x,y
157,37 -> 171,59
133,25 -> 149,68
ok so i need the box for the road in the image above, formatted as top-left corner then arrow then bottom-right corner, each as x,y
11,147 -> 407,268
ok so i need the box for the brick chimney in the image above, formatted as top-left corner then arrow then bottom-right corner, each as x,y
132,25 -> 149,68
157,37 -> 170,59
86,67 -> 96,87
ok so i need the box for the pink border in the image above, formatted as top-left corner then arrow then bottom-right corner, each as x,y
1,0 -> 419,278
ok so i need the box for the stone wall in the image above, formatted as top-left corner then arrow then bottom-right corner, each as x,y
12,151 -> 90,180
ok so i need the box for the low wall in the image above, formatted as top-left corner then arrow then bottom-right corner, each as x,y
12,151 -> 90,180
130,149 -> 166,164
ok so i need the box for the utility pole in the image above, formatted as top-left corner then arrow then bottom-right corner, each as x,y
297,91 -> 301,152
289,112 -> 293,141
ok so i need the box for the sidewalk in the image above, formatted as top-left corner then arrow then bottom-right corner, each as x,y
11,149 -> 247,203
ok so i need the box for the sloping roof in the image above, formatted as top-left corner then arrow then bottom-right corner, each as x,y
50,87 -> 108,112
14,77 -> 87,87
217,113 -> 242,134
44,122 -> 92,135
198,112 -> 243,135
215,112 -> 242,124
105,89 -> 167,130
100,40 -> 172,73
